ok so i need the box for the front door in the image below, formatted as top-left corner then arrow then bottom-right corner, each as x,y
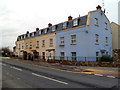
42,52 -> 45,60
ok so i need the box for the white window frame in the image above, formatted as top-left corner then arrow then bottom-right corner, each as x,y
49,39 -> 53,47
26,43 -> 28,49
95,34 -> 99,44
94,18 -> 98,26
30,42 -> 32,48
44,28 -> 47,34
52,26 -> 55,32
36,41 -> 39,48
73,19 -> 78,26
22,43 -> 24,49
32,33 -> 34,37
71,52 -> 76,61
71,35 -> 76,44
63,22 -> 67,29
42,40 -> 45,47
105,22 -> 108,30
60,52 -> 64,60
60,37 -> 64,45
39,30 -> 41,35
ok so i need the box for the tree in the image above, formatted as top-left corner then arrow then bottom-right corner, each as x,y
0,47 -> 12,57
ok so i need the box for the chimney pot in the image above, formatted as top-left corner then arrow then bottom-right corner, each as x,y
48,23 -> 52,27
68,16 -> 73,20
96,5 -> 102,10
36,28 -> 39,31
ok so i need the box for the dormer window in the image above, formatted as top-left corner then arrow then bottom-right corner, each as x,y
105,22 -> 108,30
28,33 -> 30,37
45,28 -> 48,34
39,30 -> 41,35
24,35 -> 26,39
95,18 -> 98,26
63,22 -> 67,29
52,26 -> 55,32
32,33 -> 34,37
73,19 -> 78,26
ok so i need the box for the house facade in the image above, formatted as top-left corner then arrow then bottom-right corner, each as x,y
15,5 -> 112,61
56,6 -> 112,61
110,22 -> 120,50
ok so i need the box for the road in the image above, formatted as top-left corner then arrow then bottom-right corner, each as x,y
1,59 -> 119,89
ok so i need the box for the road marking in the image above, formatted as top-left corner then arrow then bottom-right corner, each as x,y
10,66 -> 22,71
107,76 -> 116,78
32,73 -> 68,85
94,74 -> 103,76
2,64 -> 7,66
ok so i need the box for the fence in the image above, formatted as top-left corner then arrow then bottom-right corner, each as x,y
34,56 -> 101,62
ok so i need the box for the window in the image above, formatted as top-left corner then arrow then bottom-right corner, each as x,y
49,39 -> 53,47
44,28 -> 48,34
60,37 -> 64,46
60,52 -> 64,60
42,40 -> 45,47
71,52 -> 76,61
39,30 -> 41,35
26,43 -> 28,49
71,35 -> 76,45
36,41 -> 39,48
19,44 -> 20,49
24,35 -> 26,39
106,51 -> 108,55
22,43 -> 24,49
105,37 -> 109,46
73,19 -> 78,26
30,42 -> 32,49
52,26 -> 55,32
28,33 -> 30,37
105,22 -> 108,29
32,33 -> 34,37
95,34 -> 99,44
63,22 -> 67,29
96,52 -> 99,61
94,18 -> 98,26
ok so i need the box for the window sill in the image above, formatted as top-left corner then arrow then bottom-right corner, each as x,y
95,42 -> 99,45
59,44 -> 64,46
105,28 -> 108,30
70,43 -> 76,45
105,43 -> 109,46
94,24 -> 99,26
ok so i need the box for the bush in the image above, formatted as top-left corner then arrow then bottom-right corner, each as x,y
100,55 -> 113,62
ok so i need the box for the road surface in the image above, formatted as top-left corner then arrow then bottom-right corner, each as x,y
1,59 -> 119,89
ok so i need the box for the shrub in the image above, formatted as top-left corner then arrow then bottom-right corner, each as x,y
100,55 -> 113,62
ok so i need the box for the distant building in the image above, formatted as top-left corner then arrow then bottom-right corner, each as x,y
110,22 -> 120,50
14,5 -> 112,61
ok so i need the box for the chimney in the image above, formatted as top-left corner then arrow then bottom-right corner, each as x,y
36,28 -> 39,31
68,16 -> 73,20
26,31 -> 29,34
48,23 -> 52,27
96,5 -> 102,10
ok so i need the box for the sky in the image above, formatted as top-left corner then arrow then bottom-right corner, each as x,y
0,0 -> 119,50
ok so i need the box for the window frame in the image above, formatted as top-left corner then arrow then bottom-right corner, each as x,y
42,40 -> 45,47
60,52 -> 65,60
95,34 -> 99,44
73,19 -> 78,26
52,26 -> 56,32
49,39 -> 53,47
71,52 -> 77,61
63,22 -> 67,29
71,35 -> 76,45
60,37 -> 64,46
94,18 -> 98,26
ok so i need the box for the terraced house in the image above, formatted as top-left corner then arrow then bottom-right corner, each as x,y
14,5 -> 112,61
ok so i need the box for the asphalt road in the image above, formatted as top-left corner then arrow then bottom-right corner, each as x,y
1,59 -> 119,89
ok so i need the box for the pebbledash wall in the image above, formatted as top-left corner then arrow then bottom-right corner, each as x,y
56,8 -> 112,61
15,5 -> 112,61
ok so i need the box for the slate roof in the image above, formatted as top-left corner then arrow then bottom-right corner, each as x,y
17,15 -> 88,41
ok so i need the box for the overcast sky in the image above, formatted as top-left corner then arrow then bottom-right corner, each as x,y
0,0 -> 119,50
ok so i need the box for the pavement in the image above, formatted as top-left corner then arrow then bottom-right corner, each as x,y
1,58 -> 119,89
1,57 -> 119,78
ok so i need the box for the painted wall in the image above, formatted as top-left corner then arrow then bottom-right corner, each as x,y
111,22 -> 120,50
56,10 -> 112,61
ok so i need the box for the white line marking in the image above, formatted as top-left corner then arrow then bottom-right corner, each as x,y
10,66 -> 22,71
94,74 -> 103,76
2,64 -> 7,66
32,73 -> 68,85
107,76 -> 116,78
